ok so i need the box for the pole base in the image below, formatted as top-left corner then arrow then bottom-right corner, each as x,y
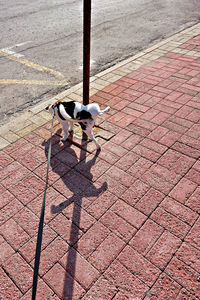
72,124 -> 101,140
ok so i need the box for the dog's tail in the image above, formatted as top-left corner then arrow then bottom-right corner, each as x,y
98,106 -> 110,115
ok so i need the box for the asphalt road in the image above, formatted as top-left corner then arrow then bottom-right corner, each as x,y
0,0 -> 200,125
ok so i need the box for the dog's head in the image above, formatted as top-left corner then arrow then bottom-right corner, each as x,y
46,101 -> 62,116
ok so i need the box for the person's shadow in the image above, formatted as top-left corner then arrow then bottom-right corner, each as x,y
43,128 -> 107,299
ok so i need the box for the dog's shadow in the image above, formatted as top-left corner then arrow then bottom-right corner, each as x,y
42,129 -> 107,299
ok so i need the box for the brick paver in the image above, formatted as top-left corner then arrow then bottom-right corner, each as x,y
0,25 -> 200,299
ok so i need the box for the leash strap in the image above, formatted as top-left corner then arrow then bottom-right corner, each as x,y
32,116 -> 54,300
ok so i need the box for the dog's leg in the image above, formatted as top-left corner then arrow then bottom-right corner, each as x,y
68,121 -> 73,132
84,126 -> 101,149
61,122 -> 69,142
98,106 -> 110,115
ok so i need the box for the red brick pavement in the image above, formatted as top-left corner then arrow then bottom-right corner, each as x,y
1,35 -> 200,299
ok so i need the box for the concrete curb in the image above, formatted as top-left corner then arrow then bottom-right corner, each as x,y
0,22 -> 200,150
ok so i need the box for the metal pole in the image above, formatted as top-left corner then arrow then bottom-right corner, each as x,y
83,0 -> 91,105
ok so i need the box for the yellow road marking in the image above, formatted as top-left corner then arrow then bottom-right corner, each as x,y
0,50 -> 65,79
0,79 -> 68,86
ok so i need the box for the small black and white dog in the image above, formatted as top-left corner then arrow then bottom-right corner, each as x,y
46,101 -> 110,149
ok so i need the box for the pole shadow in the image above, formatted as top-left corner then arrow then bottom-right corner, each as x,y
43,130 -> 107,299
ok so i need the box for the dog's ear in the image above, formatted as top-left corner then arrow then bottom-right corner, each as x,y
45,104 -> 50,110
77,110 -> 92,120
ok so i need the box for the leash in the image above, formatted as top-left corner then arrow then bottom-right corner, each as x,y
32,115 -> 54,300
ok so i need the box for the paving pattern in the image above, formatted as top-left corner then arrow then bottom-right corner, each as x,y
0,24 -> 200,299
